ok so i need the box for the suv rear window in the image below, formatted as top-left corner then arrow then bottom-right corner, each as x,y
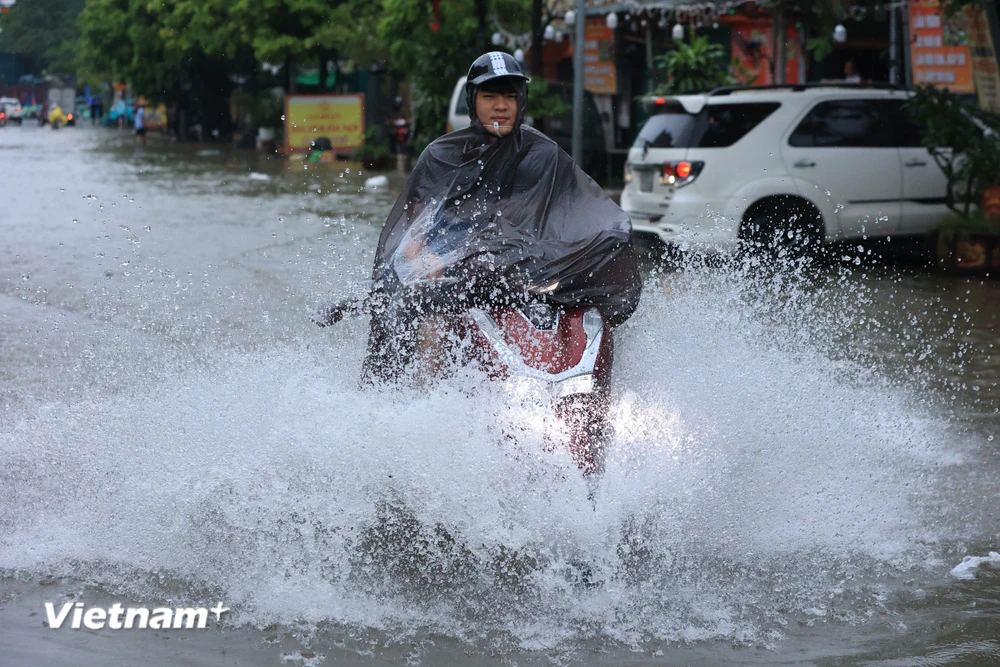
634,102 -> 780,149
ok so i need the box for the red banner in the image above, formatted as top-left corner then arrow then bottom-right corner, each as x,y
584,18 -> 616,94
910,0 -> 975,93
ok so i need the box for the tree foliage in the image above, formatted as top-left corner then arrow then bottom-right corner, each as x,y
906,84 -> 1000,220
378,0 -> 489,151
654,36 -> 736,95
68,0 -> 575,145
0,0 -> 85,76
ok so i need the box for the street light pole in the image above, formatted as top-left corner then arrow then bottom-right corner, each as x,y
889,1 -> 899,85
572,0 -> 585,163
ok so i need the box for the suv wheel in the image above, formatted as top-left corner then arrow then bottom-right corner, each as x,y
740,197 -> 824,260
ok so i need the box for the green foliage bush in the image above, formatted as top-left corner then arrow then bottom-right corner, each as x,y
906,84 -> 1000,221
654,35 -> 741,95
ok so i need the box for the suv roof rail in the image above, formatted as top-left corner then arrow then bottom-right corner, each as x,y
706,82 -> 909,96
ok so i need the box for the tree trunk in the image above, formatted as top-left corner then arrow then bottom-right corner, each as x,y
532,0 -> 544,77
285,57 -> 295,94
474,0 -> 488,53
319,55 -> 329,92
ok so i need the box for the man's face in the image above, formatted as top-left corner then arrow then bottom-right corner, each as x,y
476,87 -> 518,138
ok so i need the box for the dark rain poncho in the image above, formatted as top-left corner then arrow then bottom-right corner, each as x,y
362,123 -> 642,383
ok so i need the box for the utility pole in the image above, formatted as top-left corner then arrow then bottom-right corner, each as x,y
773,2 -> 786,85
532,0 -> 544,78
572,0 -> 585,163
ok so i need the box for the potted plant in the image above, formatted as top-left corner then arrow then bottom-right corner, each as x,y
906,84 -> 1000,273
653,35 -> 754,95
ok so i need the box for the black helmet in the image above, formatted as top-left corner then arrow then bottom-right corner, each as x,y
464,52 -> 530,132
466,52 -> 529,87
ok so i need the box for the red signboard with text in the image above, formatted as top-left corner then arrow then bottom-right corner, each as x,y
585,18 -> 617,94
910,0 -> 975,93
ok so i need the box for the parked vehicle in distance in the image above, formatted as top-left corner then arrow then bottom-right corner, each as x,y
447,76 -> 608,178
0,97 -> 23,126
622,84 -> 949,254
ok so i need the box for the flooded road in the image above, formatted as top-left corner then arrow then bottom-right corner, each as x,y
2,125 -> 999,665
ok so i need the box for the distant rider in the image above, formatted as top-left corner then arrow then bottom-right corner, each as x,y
320,52 -> 642,384
134,100 -> 147,146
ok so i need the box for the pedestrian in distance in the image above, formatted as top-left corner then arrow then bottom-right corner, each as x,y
134,99 -> 147,146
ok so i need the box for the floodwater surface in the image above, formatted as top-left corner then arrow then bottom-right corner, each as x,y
1,126 -> 999,666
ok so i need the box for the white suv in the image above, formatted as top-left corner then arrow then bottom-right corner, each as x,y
621,85 -> 948,254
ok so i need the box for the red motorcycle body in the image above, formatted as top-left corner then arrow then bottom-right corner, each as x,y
457,304 -> 613,474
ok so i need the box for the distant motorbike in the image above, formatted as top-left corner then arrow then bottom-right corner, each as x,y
47,105 -> 68,129
389,95 -> 410,157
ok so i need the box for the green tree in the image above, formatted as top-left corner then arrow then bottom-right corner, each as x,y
77,0 -> 246,135
654,35 -> 737,95
379,0 -> 532,151
0,0 -> 85,76
906,84 -> 1000,220
379,0 -> 482,150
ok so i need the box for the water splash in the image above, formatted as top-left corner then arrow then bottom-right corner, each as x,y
0,254 -> 976,654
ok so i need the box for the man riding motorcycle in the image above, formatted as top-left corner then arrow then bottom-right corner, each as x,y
339,52 -> 642,384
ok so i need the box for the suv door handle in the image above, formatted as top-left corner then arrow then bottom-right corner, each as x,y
794,159 -> 816,168
905,158 -> 928,167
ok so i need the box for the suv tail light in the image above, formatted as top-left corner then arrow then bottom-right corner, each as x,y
661,160 -> 704,187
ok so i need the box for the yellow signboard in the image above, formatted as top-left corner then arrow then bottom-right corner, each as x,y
285,94 -> 365,152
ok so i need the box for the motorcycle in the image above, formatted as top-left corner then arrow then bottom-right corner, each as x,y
314,207 -> 614,475
47,105 -> 68,129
